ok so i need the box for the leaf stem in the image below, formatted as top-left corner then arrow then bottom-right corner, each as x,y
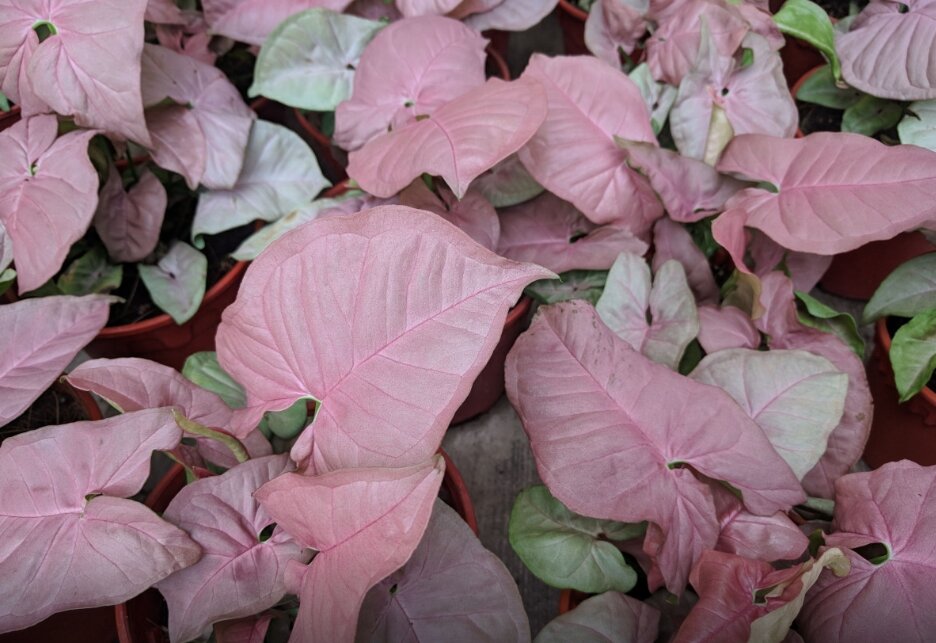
172,410 -> 249,464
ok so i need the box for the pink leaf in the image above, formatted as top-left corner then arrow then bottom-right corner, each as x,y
496,192 -> 648,274
94,165 -> 166,263
645,0 -> 748,85
799,462 -> 936,642
0,409 -> 198,633
596,252 -> 699,370
536,592 -> 659,643
619,139 -> 745,222
399,180 -> 500,250
0,295 -> 111,426
334,16 -> 487,152
145,0 -> 186,24
216,206 -> 553,471
715,133 -> 936,256
203,0 -> 354,46
0,0 -> 151,145
0,115 -> 99,293
517,55 -> 663,234
713,486 -> 808,562
505,301 -> 805,593
585,0 -> 649,67
749,231 -> 831,293
255,456 -> 444,643
463,0 -> 559,31
141,44 -> 254,189
347,77 -> 547,198
397,0 -> 462,16
358,501 -> 530,641
213,615 -> 273,643
837,0 -> 936,100
0,220 -> 12,273
696,304 -> 760,354
157,455 -> 308,643
652,218 -> 719,305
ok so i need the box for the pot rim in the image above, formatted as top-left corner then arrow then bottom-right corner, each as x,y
557,0 -> 588,22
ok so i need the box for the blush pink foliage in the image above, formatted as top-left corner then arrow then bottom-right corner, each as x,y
94,165 -> 167,263
202,0 -> 354,46
585,0 -> 648,67
696,304 -> 760,354
398,180 -> 500,250
652,217 -> 719,305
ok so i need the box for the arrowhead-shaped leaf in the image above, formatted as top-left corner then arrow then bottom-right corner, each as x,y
534,592 -> 660,643
0,295 -> 111,426
890,310 -> 936,402
836,0 -> 936,100
57,247 -> 123,295
94,165 -> 167,263
496,192 -> 648,274
255,456 -> 444,643
334,15 -> 486,152
157,455 -> 307,643
714,133 -> 936,258
798,462 -> 936,642
596,252 -> 700,370
192,120 -> 330,243
505,301 -> 805,593
0,409 -> 198,633
139,241 -> 207,325
249,9 -> 383,111
0,115 -> 99,293
585,0 -> 648,68
696,304 -> 760,354
864,253 -> 936,323
141,43 -> 254,190
509,485 -> 644,594
0,0 -> 151,144
347,77 -> 548,199
216,205 -> 553,471
359,500 -> 531,642
691,348 -> 847,480
773,0 -> 841,81
517,55 -> 662,234
203,0 -> 354,46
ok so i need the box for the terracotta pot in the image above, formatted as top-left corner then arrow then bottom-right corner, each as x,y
0,105 -> 20,132
115,449 -> 477,642
85,259 -> 248,371
558,589 -> 590,614
451,296 -> 534,425
557,0 -> 588,55
863,318 -> 936,468
818,232 -> 934,301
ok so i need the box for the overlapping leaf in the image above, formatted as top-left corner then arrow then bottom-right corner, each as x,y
535,592 -> 660,643
696,304 -> 760,354
203,0 -> 354,46
139,241 -> 206,325
585,0 -> 648,67
399,180 -> 500,250
652,217 -> 719,305
94,165 -> 166,263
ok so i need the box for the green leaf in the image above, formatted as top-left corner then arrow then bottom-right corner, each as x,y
678,339 -> 704,375
0,268 -> 15,296
259,398 -> 310,440
773,0 -> 841,81
864,254 -> 936,323
0,91 -> 9,112
899,100 -> 936,151
629,63 -> 677,136
57,247 -> 123,295
890,310 -> 936,402
249,9 -> 384,111
795,64 -> 862,109
182,352 -> 247,409
841,95 -> 904,136
139,241 -> 206,325
795,290 -> 865,357
509,486 -> 645,593
526,270 -> 608,306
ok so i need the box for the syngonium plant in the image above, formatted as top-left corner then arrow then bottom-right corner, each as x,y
0,205 -> 548,641
0,0 -> 332,324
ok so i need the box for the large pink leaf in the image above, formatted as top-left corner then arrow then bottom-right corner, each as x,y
536,592 -> 660,643
203,0 -> 353,46
333,16 -> 486,152
399,180 -> 500,251
216,206 -> 552,471
94,165 -> 166,263
652,217 -> 719,305
0,409 -> 198,633
0,0 -> 151,145
585,0 -> 649,67
0,295 -> 111,426
255,456 -> 444,643
713,486 -> 808,563
141,44 -> 254,190
596,252 -> 699,370
496,192 -> 648,274
696,304 -> 760,354
799,462 -> 936,642
674,549 -> 848,643
517,55 -> 663,234
463,0 -> 559,31
358,501 -> 530,641
505,301 -> 805,593
644,0 -> 748,85
157,455 -> 308,643
0,115 -> 98,293
714,133 -> 936,258
837,0 -> 936,100
347,77 -> 547,198
670,33 -> 796,161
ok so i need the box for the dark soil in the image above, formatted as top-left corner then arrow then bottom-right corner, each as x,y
2,386 -> 89,442
814,0 -> 858,19
798,102 -> 843,134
